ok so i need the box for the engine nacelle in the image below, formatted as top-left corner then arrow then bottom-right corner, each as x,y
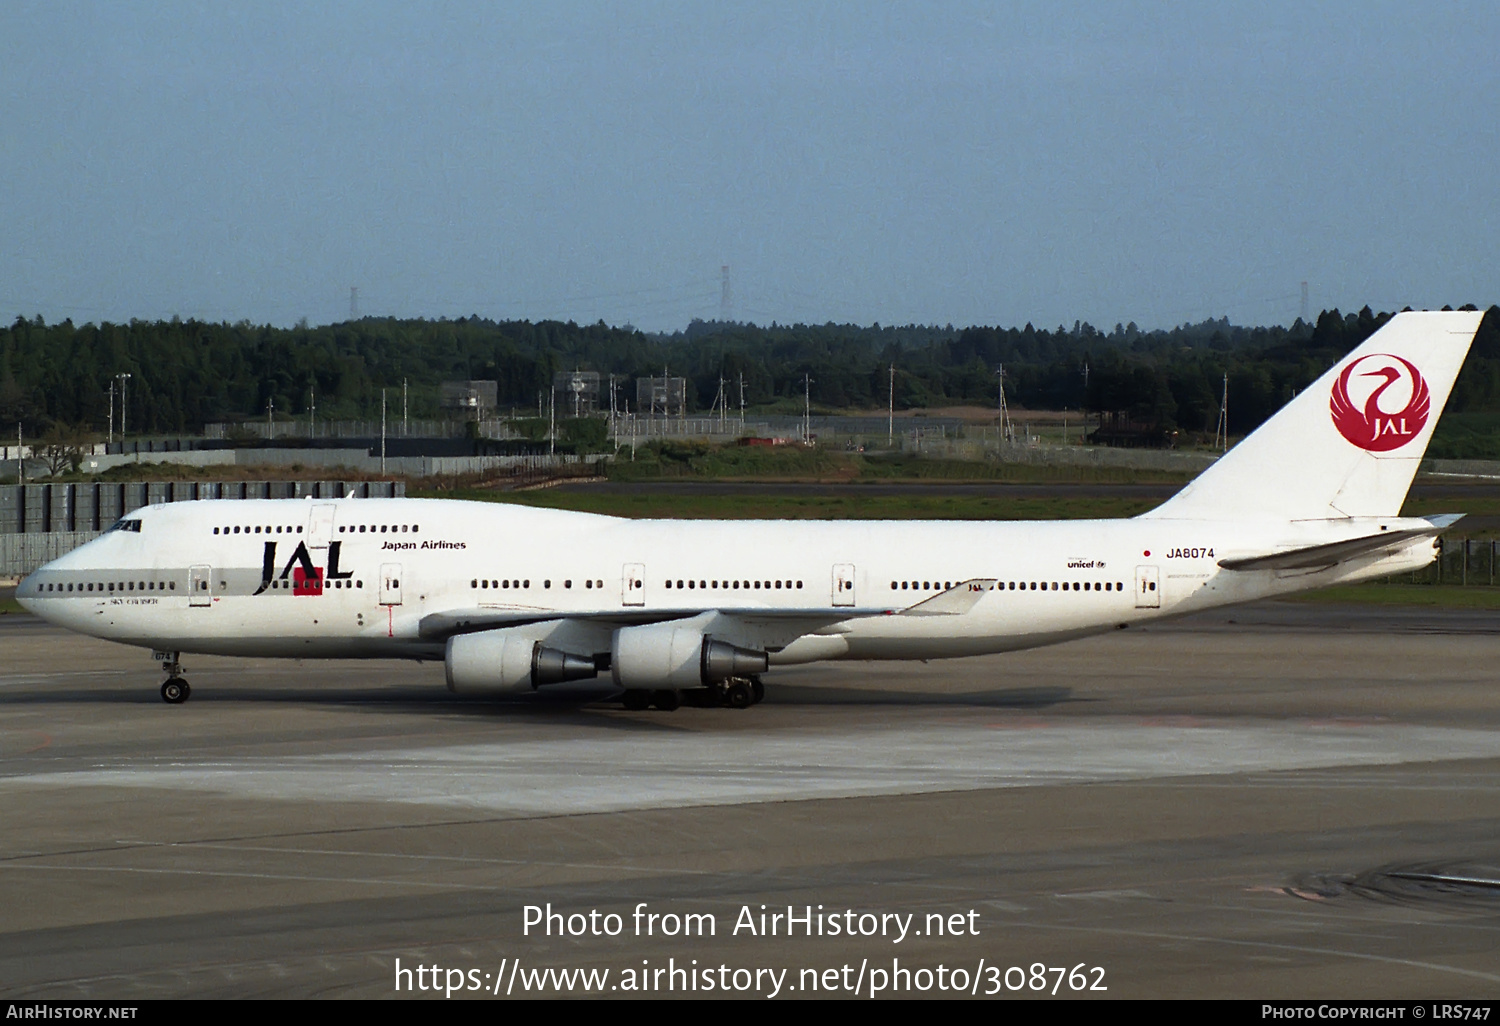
611,623 -> 768,689
446,627 -> 598,693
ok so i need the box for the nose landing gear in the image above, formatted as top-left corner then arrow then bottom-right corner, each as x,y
159,653 -> 190,704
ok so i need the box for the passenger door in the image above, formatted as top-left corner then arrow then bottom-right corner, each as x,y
832,563 -> 856,607
189,565 -> 213,607
307,504 -> 336,549
1134,565 -> 1160,608
623,563 -> 646,606
380,563 -> 403,606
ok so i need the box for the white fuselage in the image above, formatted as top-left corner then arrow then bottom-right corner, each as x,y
16,497 -> 1440,669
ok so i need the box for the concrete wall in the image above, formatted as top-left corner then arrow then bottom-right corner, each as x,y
74,448 -> 613,477
0,480 -> 403,532
0,479 -> 405,577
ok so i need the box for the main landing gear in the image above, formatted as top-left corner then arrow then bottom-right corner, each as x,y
618,677 -> 765,712
159,653 -> 191,704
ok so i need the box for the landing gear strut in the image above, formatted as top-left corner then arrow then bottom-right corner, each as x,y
159,653 -> 190,704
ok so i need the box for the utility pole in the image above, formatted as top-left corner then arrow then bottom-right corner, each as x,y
116,373 -> 132,439
1082,362 -> 1090,439
267,395 -> 274,437
888,363 -> 895,443
309,382 -> 316,439
802,372 -> 812,444
548,387 -> 555,456
16,423 -> 22,485
1214,373 -> 1229,452
402,378 -> 408,437
108,379 -> 116,445
996,365 -> 1014,444
380,388 -> 387,474
738,372 -> 745,428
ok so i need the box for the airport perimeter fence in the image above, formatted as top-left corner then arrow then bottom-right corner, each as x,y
0,480 -> 404,578
1407,538 -> 1500,587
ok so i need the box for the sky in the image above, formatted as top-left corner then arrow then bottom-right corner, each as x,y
2,2 -> 1497,333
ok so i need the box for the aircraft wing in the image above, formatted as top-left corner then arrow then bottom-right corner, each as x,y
418,579 -> 1000,644
1216,515 -> 1461,571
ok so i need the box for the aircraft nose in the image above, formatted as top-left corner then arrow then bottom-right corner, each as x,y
14,568 -> 41,614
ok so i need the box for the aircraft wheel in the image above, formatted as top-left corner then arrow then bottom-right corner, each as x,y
160,679 -> 190,704
724,680 -> 754,709
750,678 -> 765,705
650,689 -> 680,711
621,689 -> 651,711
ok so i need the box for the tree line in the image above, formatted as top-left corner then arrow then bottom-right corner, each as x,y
1,305 -> 1496,452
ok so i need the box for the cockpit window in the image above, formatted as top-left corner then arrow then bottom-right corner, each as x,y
105,518 -> 142,533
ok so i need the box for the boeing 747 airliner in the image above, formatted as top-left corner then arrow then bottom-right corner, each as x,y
16,311 -> 1486,710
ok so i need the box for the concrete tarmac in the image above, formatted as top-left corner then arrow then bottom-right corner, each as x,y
1,604 -> 1499,999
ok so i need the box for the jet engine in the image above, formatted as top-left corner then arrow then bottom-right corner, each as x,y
446,626 -> 598,693
611,622 -> 768,689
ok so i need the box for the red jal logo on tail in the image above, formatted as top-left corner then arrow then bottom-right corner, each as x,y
1329,353 -> 1430,452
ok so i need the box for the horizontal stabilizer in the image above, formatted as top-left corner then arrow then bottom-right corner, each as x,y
900,579 -> 997,616
1217,516 -> 1461,571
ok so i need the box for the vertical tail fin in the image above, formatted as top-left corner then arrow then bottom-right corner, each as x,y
1143,310 -> 1484,522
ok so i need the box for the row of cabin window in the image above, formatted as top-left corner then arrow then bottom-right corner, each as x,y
666,580 -> 803,591
40,580 -> 176,593
215,525 -> 303,535
213,524 -> 422,536
890,580 -> 1126,593
263,578 -> 364,590
470,579 -> 605,590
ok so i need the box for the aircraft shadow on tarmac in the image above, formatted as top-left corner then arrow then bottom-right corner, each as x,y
0,681 -> 1078,714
